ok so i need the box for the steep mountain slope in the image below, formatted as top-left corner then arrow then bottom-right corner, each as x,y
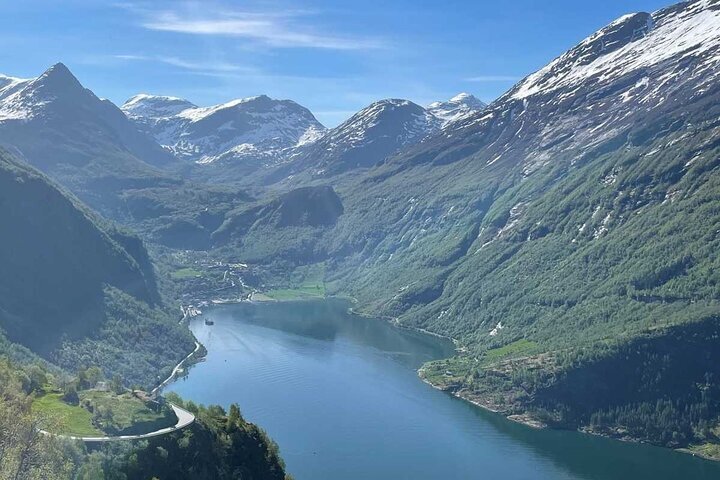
329,0 -> 720,337
427,93 -> 486,126
0,149 -> 194,384
268,99 -> 442,182
122,93 -> 325,169
0,63 -> 177,215
213,185 -> 344,261
235,0 -> 720,449
0,65 -> 256,250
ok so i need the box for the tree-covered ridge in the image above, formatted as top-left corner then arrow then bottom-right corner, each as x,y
0,147 -> 289,476
112,392 -> 290,480
0,357 -> 290,479
0,149 -> 195,387
423,317 -> 720,455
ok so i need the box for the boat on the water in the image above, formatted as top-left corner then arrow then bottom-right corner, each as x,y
204,318 -> 214,325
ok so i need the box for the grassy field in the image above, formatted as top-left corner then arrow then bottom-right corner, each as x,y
264,286 -> 324,300
32,388 -> 175,436
264,263 -> 326,300
683,442 -> 720,461
32,391 -> 103,436
171,267 -> 203,279
419,356 -> 475,387
80,391 -> 175,434
482,339 -> 539,363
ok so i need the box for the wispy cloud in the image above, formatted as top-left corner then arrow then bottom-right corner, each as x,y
113,54 -> 257,74
123,3 -> 385,50
464,75 -> 521,82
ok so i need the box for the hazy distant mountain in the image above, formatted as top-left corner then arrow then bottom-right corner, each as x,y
259,98 -> 442,182
122,93 -> 326,168
122,93 -> 197,119
0,64 -> 256,249
123,92 -> 486,184
427,92 -> 486,126
304,99 -> 440,173
269,94 -> 487,181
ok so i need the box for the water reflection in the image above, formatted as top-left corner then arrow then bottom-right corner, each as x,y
170,299 -> 720,480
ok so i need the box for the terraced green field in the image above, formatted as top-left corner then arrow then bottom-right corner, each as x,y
32,391 -> 102,436
32,388 -> 175,436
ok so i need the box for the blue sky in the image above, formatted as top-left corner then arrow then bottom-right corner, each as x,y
1,0 -> 671,126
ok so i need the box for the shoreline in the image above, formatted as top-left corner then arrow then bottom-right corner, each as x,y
419,369 -> 720,463
151,340 -> 202,396
344,296 -> 462,349
172,293 -> 720,464
417,370 -> 547,429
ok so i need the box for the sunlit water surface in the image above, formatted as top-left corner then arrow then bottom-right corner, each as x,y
168,299 -> 720,480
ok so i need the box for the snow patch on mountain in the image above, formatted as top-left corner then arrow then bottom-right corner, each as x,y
316,99 -> 441,162
510,3 -> 720,101
122,93 -> 326,165
123,94 -> 197,118
0,64 -> 81,122
428,92 -> 487,126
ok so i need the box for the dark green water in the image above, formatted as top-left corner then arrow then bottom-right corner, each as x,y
168,299 -> 720,480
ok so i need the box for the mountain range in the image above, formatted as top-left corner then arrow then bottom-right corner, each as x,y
121,90 -> 486,182
0,0 -> 719,456
122,93 -> 326,166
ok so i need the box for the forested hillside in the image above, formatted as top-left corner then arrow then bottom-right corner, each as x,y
0,149 -> 194,386
0,358 -> 289,479
0,149 -> 290,476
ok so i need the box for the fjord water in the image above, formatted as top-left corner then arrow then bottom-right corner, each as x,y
168,299 -> 720,480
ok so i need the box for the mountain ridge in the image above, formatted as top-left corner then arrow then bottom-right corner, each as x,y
190,0 -> 720,452
0,148 -> 194,384
122,93 -> 327,168
121,91 -> 487,183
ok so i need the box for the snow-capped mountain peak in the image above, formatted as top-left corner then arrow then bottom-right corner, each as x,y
0,63 -> 90,122
122,94 -> 197,119
449,92 -> 479,103
122,93 -> 327,165
175,94 -> 275,123
325,98 -> 440,153
33,62 -> 83,93
282,98 -> 443,176
0,62 -> 175,174
428,92 -> 487,125
509,2 -> 720,101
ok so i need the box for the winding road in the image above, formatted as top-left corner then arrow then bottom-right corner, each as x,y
41,403 -> 195,443
42,320 -> 202,443
151,341 -> 202,396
